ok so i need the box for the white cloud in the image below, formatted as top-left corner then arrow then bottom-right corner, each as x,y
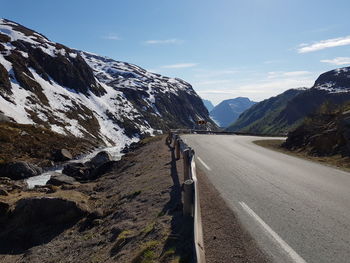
320,57 -> 350,65
267,71 -> 312,79
102,33 -> 121,40
297,36 -> 350,53
161,63 -> 198,69
144,38 -> 184,45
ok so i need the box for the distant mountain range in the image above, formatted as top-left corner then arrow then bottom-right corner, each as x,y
209,97 -> 256,127
202,99 -> 214,112
0,19 -> 216,148
227,67 -> 350,135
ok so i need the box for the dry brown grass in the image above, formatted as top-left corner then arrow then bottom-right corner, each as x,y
253,139 -> 350,172
0,122 -> 98,166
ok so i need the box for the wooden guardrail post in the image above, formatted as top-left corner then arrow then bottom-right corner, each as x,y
167,131 -> 172,145
173,134 -> 178,148
183,179 -> 194,217
183,149 -> 190,181
175,139 -> 181,160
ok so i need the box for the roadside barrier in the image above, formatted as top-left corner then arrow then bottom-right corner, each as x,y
167,131 -> 206,263
169,128 -> 286,137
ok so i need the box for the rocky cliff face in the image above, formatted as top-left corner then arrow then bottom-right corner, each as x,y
0,19 -> 215,148
283,104 -> 350,156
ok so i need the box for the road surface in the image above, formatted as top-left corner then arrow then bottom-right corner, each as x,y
182,134 -> 350,263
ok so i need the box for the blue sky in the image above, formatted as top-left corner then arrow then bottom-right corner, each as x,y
2,0 -> 350,104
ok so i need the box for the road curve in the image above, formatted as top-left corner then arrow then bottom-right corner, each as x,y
182,134 -> 350,263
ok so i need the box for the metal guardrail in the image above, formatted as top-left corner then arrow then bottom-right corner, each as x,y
167,131 -> 206,263
170,128 -> 286,137
167,129 -> 285,262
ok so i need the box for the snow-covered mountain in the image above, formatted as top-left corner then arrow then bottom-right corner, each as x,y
0,19 -> 215,148
313,67 -> 350,93
210,97 -> 256,127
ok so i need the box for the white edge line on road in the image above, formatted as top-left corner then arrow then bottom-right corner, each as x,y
239,202 -> 307,263
197,157 -> 212,171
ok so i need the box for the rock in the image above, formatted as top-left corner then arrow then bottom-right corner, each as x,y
0,177 -> 11,183
53,148 -> 73,162
90,161 -> 117,179
13,196 -> 88,221
0,161 -> 42,180
61,184 -> 77,190
0,197 -> 90,252
47,173 -> 78,186
0,189 -> 8,196
62,162 -> 91,181
0,112 -> 11,123
0,201 -> 9,216
20,131 -> 29,136
91,219 -> 103,226
90,151 -> 112,167
120,145 -> 129,154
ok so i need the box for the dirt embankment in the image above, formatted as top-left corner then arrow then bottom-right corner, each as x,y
0,136 -> 193,263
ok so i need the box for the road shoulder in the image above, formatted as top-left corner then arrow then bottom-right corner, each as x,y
197,167 -> 270,263
253,139 -> 350,172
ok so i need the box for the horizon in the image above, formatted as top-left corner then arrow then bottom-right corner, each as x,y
2,0 -> 350,105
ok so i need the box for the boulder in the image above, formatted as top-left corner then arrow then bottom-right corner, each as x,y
0,197 -> 90,252
0,201 -> 9,216
52,148 -> 73,162
90,151 -> 112,167
47,173 -> 78,186
0,189 -> 8,196
13,197 -> 89,224
62,162 -> 91,181
0,112 -> 11,123
90,161 -> 117,179
0,161 -> 42,180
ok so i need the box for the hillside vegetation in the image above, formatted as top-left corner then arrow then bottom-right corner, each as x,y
0,121 -> 97,167
226,89 -> 304,134
283,101 -> 350,157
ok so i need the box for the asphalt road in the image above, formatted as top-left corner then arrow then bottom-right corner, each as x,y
182,134 -> 350,263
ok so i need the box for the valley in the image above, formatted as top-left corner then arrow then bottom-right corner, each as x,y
1,7 -> 350,263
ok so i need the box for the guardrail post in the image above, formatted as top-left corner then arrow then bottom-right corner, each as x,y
167,131 -> 172,145
183,179 -> 194,217
172,134 -> 178,148
175,139 -> 181,160
183,149 -> 190,181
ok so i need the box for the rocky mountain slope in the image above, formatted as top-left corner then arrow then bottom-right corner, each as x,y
226,89 -> 305,134
202,99 -> 214,112
210,97 -> 256,127
227,67 -> 350,135
283,102 -> 350,157
0,18 -> 215,150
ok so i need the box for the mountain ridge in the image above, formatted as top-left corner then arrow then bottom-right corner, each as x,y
0,18 -> 215,149
227,66 -> 350,135
210,97 -> 256,127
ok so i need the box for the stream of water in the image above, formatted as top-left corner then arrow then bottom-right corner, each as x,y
26,145 -> 124,188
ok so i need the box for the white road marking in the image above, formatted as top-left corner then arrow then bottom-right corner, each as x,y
239,202 -> 307,263
197,157 -> 212,171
